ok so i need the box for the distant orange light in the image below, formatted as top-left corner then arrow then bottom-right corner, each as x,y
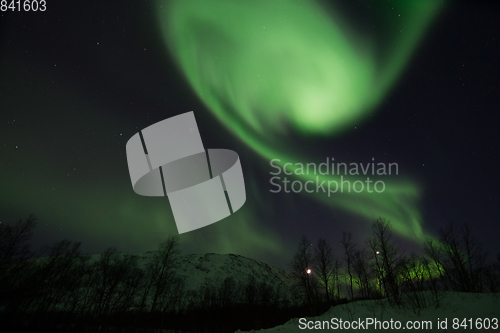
306,269 -> 311,274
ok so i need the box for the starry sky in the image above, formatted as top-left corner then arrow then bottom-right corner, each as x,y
1,0 -> 499,268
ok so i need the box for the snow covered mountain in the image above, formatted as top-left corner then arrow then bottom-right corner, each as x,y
175,253 -> 295,293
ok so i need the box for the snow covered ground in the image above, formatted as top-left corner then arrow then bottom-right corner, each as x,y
237,292 -> 500,332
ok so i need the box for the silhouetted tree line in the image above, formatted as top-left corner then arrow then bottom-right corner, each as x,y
290,217 -> 500,314
2,216 -> 498,331
0,216 -> 309,333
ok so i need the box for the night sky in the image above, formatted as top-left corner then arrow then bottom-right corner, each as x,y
1,0 -> 499,268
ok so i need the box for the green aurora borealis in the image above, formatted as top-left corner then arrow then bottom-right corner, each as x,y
3,0 -> 498,268
0,55 -> 286,262
158,0 -> 444,242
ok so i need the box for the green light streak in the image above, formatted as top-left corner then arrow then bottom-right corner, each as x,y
158,0 -> 444,242
0,59 -> 286,260
159,0 -> 443,135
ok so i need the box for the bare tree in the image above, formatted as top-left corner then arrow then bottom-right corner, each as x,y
461,224 -> 487,291
423,239 -> 447,290
367,218 -> 403,306
0,215 -> 37,266
352,249 -> 374,299
29,240 -> 83,313
341,232 -> 355,300
218,277 -> 237,308
314,238 -> 334,304
439,224 -> 470,291
399,254 -> 430,311
244,275 -> 257,306
142,236 -> 181,313
89,248 -> 124,317
421,255 -> 441,307
332,258 -> 342,300
427,223 -> 488,292
290,236 -> 315,309
0,216 -> 38,312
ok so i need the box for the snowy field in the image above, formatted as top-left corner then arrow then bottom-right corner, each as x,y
237,292 -> 500,332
